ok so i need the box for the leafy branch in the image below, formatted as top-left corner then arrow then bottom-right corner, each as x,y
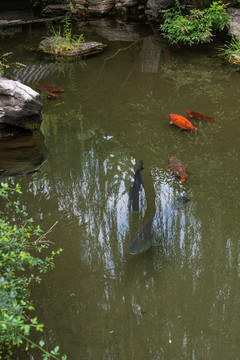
0,183 -> 67,360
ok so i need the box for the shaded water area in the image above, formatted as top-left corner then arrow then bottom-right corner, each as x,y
1,19 -> 240,359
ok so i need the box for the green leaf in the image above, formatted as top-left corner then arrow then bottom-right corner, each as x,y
39,339 -> 45,347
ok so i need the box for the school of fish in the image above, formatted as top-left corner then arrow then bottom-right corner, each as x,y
34,81 -> 214,256
34,82 -> 64,100
128,109 -> 215,255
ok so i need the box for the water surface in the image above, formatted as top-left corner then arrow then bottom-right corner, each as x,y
1,20 -> 240,360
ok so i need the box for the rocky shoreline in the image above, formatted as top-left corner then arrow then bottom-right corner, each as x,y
0,1 -> 240,37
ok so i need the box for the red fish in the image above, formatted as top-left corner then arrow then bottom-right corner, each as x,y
46,91 -> 59,99
34,82 -> 64,93
166,156 -> 188,183
186,110 -> 215,122
169,114 -> 197,133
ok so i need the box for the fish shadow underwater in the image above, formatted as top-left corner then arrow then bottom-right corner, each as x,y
128,160 -> 190,255
129,160 -> 146,213
129,196 -> 190,255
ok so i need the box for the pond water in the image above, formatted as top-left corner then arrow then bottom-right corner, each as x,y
1,19 -> 240,360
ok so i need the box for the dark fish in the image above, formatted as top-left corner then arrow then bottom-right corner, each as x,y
129,196 -> 190,255
129,160 -> 146,212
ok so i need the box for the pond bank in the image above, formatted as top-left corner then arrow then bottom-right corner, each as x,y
1,2 -> 240,38
0,9 -> 65,28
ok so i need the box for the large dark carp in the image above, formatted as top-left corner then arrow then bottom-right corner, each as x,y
129,196 -> 190,255
129,160 -> 146,212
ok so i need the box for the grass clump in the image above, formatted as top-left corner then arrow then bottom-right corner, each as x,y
49,17 -> 85,52
219,35 -> 240,64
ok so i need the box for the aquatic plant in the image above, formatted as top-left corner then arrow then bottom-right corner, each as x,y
0,52 -> 25,76
161,1 -> 230,46
0,183 -> 67,360
0,27 -> 22,38
0,52 -> 11,75
218,35 -> 240,64
47,18 -> 85,52
160,57 -> 229,103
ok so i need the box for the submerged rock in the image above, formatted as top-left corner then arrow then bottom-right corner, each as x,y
1,114 -> 42,129
0,77 -> 42,128
0,126 -> 46,177
38,37 -> 107,60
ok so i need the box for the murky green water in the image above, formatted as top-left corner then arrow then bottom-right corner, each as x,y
1,20 -> 240,360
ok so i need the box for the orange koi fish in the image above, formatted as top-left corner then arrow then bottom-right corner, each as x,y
169,114 -> 197,133
34,82 -> 64,93
186,110 -> 215,122
46,91 -> 59,99
166,156 -> 188,183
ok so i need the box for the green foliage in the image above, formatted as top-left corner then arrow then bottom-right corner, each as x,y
61,17 -> 72,41
0,183 -> 66,360
161,1 -> 230,46
204,1 -> 230,31
161,6 -> 212,45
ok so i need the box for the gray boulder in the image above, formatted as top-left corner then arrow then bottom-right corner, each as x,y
73,0 -> 115,14
41,3 -> 71,17
115,0 -> 139,8
0,77 -> 42,127
227,7 -> 240,36
145,0 -> 174,20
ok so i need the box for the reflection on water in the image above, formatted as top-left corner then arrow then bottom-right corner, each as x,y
0,126 -> 46,177
2,19 -> 240,360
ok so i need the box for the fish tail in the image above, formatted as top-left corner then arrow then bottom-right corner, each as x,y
208,117 -> 215,122
186,111 -> 193,117
192,127 -> 197,133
